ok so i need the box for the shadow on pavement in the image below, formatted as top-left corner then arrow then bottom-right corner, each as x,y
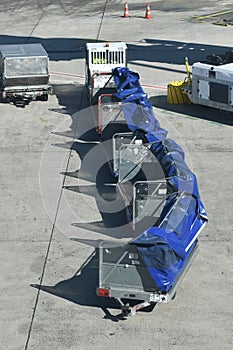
31,251 -> 145,321
0,35 -> 232,66
32,249 -> 157,321
49,84 -> 86,115
0,35 -> 86,61
149,95 -> 233,126
128,39 -> 233,66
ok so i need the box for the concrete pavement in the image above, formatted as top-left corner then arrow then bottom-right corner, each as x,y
0,1 -> 232,349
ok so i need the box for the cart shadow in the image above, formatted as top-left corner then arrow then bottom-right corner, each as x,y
149,95 -> 233,126
63,138 -> 159,239
65,144 -> 138,239
49,84 -> 88,116
31,251 -> 154,321
52,102 -> 162,240
51,95 -> 100,141
50,98 -> 138,240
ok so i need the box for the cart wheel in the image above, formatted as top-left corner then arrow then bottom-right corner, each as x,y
14,99 -> 27,108
40,94 -> 48,101
171,292 -> 176,300
121,303 -> 131,317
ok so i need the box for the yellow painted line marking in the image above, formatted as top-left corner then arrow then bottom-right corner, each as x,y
193,9 -> 233,20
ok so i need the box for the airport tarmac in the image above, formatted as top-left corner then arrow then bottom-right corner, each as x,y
0,1 -> 232,349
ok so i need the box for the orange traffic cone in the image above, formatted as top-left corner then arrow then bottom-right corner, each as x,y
123,2 -> 129,18
145,3 -> 152,19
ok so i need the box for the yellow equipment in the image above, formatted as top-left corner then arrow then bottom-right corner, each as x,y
167,57 -> 192,104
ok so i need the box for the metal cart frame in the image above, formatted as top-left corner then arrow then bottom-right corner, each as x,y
97,240 -> 199,316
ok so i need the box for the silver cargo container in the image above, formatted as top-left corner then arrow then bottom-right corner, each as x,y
0,43 -> 51,106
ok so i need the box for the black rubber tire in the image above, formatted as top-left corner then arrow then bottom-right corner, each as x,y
40,94 -> 48,101
14,99 -> 26,108
141,302 -> 156,313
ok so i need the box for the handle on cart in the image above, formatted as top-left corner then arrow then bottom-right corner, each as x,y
185,57 -> 192,85
97,93 -> 114,135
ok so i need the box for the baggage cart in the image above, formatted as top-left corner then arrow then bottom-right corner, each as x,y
85,42 -> 127,105
97,230 -> 199,316
0,43 -> 51,107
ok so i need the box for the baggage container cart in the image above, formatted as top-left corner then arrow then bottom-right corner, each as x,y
0,43 -> 51,107
97,236 -> 199,316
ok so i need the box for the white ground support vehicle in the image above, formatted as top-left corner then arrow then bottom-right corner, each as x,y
85,42 -> 127,104
184,61 -> 233,112
0,43 -> 51,107
168,57 -> 233,112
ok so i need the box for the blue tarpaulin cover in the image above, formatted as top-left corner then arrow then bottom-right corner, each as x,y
112,67 -> 208,292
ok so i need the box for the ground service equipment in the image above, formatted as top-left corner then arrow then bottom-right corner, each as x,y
168,57 -> 233,112
185,61 -> 233,111
93,66 -> 208,316
85,42 -> 127,104
0,43 -> 51,107
83,44 -> 208,315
